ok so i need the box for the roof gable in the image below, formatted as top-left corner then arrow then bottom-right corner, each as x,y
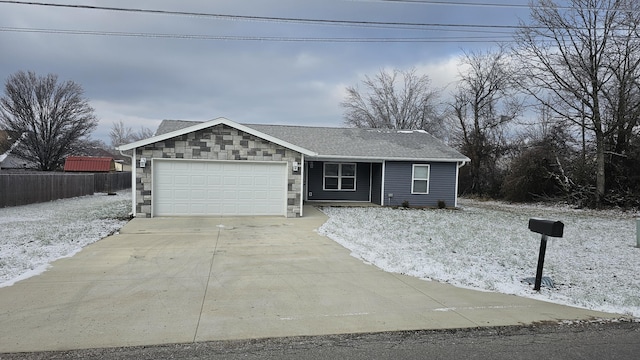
118,117 -> 317,156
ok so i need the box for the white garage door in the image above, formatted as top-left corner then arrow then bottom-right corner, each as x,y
153,160 -> 287,216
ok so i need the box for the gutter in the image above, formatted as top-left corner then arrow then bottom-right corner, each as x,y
309,155 -> 471,163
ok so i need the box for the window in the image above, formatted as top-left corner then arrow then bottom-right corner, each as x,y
412,164 -> 430,194
324,163 -> 356,191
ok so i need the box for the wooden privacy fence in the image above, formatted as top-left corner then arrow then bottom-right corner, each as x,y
0,172 -> 131,208
93,172 -> 131,193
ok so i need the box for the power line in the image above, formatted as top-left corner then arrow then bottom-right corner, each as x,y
1,0 -> 630,44
377,0 -> 640,12
0,0 -> 527,30
0,26 -> 516,43
379,0 -> 532,9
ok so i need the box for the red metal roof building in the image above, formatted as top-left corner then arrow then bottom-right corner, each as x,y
64,156 -> 115,172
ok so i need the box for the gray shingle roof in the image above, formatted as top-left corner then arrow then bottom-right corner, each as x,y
155,119 -> 469,162
155,120 -> 202,136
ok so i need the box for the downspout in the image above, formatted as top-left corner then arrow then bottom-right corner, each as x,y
118,148 -> 137,217
455,160 -> 468,208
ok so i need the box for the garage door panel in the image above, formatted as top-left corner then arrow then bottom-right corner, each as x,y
223,191 -> 238,200
173,204 -> 189,213
155,188 -> 173,197
207,176 -> 222,186
253,191 -> 268,200
174,189 -> 190,200
191,175 -> 206,186
238,176 -> 254,186
237,190 -> 256,200
190,204 -> 207,214
207,190 -> 223,200
153,160 -> 287,216
191,162 -> 207,171
191,189 -> 206,198
237,204 -> 259,213
224,176 -> 239,186
253,175 -> 267,183
223,163 -> 239,171
173,163 -> 190,171
174,175 -> 190,186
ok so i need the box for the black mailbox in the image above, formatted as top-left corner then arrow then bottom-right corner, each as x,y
528,218 -> 564,238
527,218 -> 564,291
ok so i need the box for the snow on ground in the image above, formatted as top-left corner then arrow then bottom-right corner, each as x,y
318,199 -> 640,318
0,191 -> 131,287
1,191 -> 638,318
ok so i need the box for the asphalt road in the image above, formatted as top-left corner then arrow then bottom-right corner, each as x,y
2,321 -> 638,360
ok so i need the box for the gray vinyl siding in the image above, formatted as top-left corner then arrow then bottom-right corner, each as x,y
383,161 -> 457,207
371,163 -> 382,205
306,161 -> 371,201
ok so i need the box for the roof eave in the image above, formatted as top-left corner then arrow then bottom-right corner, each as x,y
308,155 -> 471,162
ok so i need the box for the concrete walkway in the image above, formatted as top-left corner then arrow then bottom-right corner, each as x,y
0,206 -> 621,353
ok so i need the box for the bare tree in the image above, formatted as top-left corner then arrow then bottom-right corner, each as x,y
109,120 -> 154,149
449,47 -> 521,196
133,126 -> 154,141
602,3 -> 640,197
109,120 -> 134,149
0,71 -> 97,171
502,107 -> 579,202
513,0 -> 640,205
341,68 -> 445,137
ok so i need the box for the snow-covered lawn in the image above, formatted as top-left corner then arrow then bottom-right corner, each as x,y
319,200 -> 640,318
0,191 -> 131,287
2,192 -> 639,318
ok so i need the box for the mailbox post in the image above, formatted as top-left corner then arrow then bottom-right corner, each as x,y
637,218 -> 639,248
528,219 -> 564,291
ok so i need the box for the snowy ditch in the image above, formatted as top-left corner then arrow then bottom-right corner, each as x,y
0,192 -> 638,318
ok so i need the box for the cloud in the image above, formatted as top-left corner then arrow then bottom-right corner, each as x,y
415,55 -> 465,92
0,0 -> 530,145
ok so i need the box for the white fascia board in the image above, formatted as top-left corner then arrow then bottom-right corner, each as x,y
309,155 -> 471,163
116,117 -> 317,157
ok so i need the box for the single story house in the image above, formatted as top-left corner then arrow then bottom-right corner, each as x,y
117,117 -> 470,218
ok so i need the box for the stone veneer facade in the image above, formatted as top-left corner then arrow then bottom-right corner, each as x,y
134,124 -> 303,218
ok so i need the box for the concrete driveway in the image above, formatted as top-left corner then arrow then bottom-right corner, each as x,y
0,206 -> 621,353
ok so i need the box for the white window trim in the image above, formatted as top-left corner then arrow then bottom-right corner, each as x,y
323,162 -> 357,191
411,164 -> 430,194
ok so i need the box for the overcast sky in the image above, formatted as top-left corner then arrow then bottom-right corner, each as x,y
0,0 -> 533,144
